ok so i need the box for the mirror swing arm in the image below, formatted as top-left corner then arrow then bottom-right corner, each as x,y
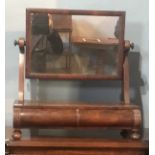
121,42 -> 141,139
12,38 -> 26,140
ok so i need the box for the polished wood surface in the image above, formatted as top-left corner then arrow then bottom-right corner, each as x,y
123,54 -> 130,104
6,127 -> 148,154
14,38 -> 26,103
6,136 -> 148,155
13,101 -> 141,130
7,138 -> 148,148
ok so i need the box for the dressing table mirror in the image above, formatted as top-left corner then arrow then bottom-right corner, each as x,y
26,10 -> 125,79
6,9 -> 148,155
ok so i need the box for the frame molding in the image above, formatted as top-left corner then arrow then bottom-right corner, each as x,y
25,9 -> 125,80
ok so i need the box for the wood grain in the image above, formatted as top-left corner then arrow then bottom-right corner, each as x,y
7,137 -> 148,155
13,103 -> 141,129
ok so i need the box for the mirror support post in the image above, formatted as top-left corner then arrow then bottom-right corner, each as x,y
123,41 -> 134,104
123,53 -> 130,104
13,38 -> 26,140
14,38 -> 26,104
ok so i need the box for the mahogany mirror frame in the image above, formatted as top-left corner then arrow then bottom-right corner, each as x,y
25,9 -> 125,80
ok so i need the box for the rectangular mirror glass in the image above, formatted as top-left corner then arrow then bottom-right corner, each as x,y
26,9 -> 125,80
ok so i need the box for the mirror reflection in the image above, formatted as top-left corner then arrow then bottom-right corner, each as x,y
30,13 -> 120,76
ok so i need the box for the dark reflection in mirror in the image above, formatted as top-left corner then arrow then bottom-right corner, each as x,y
30,13 -> 120,76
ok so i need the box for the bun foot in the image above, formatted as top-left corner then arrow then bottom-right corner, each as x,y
12,129 -> 22,140
130,129 -> 141,140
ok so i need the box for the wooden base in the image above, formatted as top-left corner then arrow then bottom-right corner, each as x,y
13,101 -> 142,130
6,137 -> 148,155
12,129 -> 22,141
